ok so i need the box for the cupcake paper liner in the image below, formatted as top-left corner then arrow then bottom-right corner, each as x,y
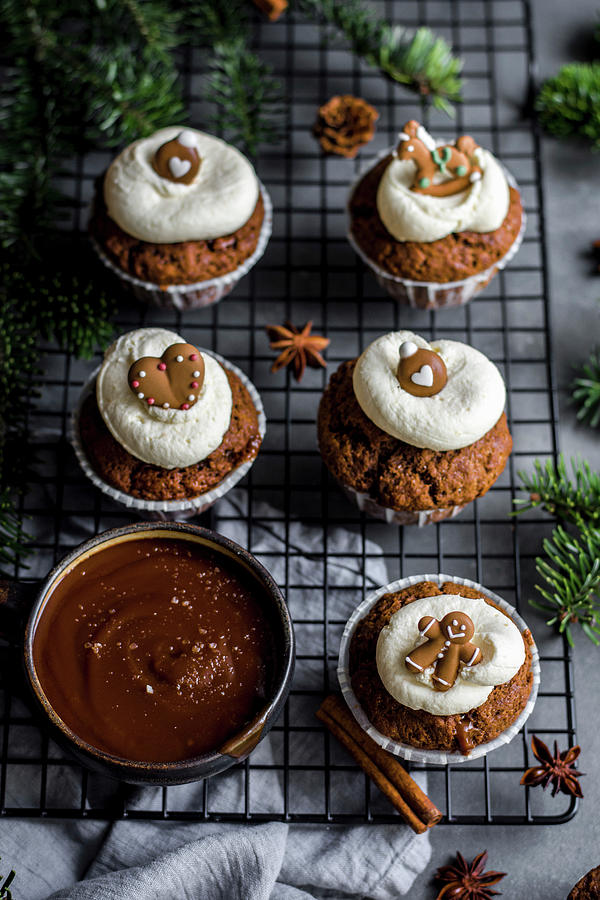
346,150 -> 526,311
90,182 -> 273,311
339,481 -> 466,526
338,573 -> 540,766
71,350 -> 267,521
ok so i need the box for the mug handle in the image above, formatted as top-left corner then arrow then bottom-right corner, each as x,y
0,580 -> 38,644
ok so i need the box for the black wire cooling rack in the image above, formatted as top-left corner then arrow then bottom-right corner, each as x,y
2,0 -> 578,826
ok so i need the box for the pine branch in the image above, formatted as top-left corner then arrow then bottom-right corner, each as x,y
207,39 -> 284,153
536,62 -> 600,150
294,0 -> 463,114
531,525 -> 600,646
185,0 -> 284,153
0,860 -> 15,900
572,347 -> 600,428
0,0 -> 185,250
514,455 -> 600,528
0,249 -> 116,572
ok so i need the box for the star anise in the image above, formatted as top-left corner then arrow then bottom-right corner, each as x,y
265,321 -> 330,382
435,851 -> 506,899
520,735 -> 584,798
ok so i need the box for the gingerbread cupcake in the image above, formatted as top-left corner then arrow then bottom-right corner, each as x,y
89,127 -> 272,309
317,330 -> 512,525
347,120 -> 524,309
568,866 -> 600,899
338,574 -> 539,763
72,327 -> 265,518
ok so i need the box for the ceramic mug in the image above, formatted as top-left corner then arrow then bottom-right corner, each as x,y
0,521 -> 295,785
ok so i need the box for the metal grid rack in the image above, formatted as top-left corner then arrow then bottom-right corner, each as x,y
2,0 -> 578,826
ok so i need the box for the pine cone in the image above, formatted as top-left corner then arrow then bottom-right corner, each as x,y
313,95 -> 379,158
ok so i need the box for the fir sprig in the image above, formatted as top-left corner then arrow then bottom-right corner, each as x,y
0,860 -> 15,900
207,39 -> 284,152
187,0 -> 284,153
572,348 -> 600,428
515,456 -> 600,527
536,62 -> 600,150
294,0 -> 463,113
532,525 -> 600,646
0,251 -> 116,572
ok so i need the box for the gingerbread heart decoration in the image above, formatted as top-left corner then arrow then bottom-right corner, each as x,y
396,340 -> 447,398
128,343 -> 205,411
152,130 -> 201,185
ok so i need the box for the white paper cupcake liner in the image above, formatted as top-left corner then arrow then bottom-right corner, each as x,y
346,149 -> 526,310
340,481 -> 466,526
338,573 -> 540,766
70,350 -> 267,521
90,182 -> 272,311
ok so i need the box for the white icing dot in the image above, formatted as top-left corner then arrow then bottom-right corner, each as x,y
137,392 -> 144,399
163,402 -> 170,409
407,144 -> 414,151
461,624 -> 466,631
444,640 -> 450,647
399,340 -> 418,359
177,130 -> 197,148
188,394 -> 195,402
146,684 -> 154,694
437,652 -> 444,659
176,355 -> 184,362
138,370 -> 146,378
193,370 -> 201,377
452,620 -> 458,626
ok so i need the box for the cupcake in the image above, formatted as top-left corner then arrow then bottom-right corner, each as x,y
317,330 -> 512,525
72,327 -> 265,518
338,574 -> 539,763
568,866 -> 600,899
347,119 -> 524,309
89,127 -> 272,309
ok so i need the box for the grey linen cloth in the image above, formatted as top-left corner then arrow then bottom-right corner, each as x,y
7,491 -> 430,899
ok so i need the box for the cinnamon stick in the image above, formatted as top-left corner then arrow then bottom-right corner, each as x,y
316,693 -> 443,832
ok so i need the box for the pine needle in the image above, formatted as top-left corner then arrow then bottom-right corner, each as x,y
572,347 -> 600,428
294,0 -> 463,114
186,0 -> 284,153
536,62 -> 600,150
532,525 -> 600,646
514,455 -> 600,527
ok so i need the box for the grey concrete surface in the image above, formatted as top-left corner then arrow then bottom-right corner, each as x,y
407,2 -> 600,897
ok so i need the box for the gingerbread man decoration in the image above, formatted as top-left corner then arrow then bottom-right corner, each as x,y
395,120 -> 482,198
405,611 -> 482,692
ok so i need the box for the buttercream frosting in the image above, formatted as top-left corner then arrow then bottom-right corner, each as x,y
103,127 -> 259,243
96,328 -> 233,469
352,330 -> 506,451
376,594 -> 526,716
376,145 -> 510,243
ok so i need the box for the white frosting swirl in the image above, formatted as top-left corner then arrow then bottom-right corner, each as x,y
376,146 -> 510,242
352,330 -> 506,451
96,328 -> 233,469
103,127 -> 259,243
376,594 -> 526,716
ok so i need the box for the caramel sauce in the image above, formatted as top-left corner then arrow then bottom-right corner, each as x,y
33,538 -> 275,762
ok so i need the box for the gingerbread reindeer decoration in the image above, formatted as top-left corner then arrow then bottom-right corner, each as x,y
405,611 -> 482,692
395,120 -> 482,197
